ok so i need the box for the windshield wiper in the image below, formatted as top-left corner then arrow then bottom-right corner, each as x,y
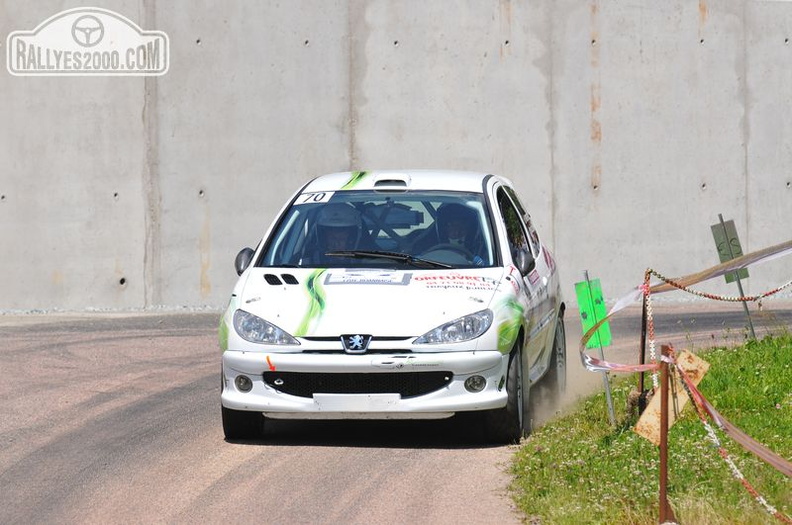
325,250 -> 452,269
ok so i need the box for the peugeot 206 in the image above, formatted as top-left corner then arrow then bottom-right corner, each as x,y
220,170 -> 565,443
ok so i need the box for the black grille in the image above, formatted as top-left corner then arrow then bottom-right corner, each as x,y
262,371 -> 453,399
301,349 -> 413,355
264,274 -> 282,285
281,274 -> 299,285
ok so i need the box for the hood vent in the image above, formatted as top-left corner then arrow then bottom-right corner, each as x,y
264,273 -> 300,285
264,274 -> 282,285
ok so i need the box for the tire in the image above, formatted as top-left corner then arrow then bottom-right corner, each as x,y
485,343 -> 531,444
543,315 -> 567,399
222,405 -> 265,440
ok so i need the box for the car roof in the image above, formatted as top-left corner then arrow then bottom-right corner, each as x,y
301,170 -> 511,194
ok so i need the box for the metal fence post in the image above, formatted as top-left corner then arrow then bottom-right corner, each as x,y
659,345 -> 677,524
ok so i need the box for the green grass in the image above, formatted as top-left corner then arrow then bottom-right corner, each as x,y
511,334 -> 792,525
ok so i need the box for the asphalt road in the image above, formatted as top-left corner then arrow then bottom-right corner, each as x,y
1,301 -> 790,525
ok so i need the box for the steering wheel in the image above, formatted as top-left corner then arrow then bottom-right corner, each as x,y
421,243 -> 474,260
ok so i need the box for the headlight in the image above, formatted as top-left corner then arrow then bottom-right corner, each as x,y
414,309 -> 493,344
233,310 -> 299,345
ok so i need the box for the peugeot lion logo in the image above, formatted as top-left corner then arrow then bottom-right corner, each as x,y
341,334 -> 372,354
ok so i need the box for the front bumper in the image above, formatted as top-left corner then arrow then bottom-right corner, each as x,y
221,350 -> 509,419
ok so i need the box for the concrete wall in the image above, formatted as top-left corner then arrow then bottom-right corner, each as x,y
1,0 -> 791,312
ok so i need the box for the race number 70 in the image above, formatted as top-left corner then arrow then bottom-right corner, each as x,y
297,191 -> 334,205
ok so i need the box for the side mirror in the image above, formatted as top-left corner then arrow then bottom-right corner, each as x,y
234,247 -> 255,276
515,249 -> 536,276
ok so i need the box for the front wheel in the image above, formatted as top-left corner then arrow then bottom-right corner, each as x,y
222,405 -> 265,440
485,344 -> 531,444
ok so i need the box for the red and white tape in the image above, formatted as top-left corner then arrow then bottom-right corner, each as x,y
578,238 -> 792,522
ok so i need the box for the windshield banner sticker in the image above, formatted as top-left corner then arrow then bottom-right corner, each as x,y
325,270 -> 412,286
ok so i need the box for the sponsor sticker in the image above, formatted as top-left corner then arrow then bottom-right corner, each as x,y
542,248 -> 556,272
414,273 -> 497,291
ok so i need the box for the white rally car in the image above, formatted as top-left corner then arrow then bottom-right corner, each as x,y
220,170 -> 565,443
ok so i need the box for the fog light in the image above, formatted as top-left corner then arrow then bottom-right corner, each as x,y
464,375 -> 486,393
235,375 -> 253,392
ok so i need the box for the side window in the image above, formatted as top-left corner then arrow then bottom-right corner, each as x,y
504,186 -> 540,256
497,188 -> 534,273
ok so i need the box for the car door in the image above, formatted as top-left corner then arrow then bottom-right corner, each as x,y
503,186 -> 560,376
494,186 -> 549,371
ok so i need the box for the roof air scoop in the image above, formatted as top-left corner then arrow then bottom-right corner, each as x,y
373,173 -> 410,188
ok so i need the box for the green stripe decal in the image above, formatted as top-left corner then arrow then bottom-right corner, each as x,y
218,317 -> 230,351
295,269 -> 328,336
497,298 -> 524,352
341,171 -> 368,189
218,296 -> 238,352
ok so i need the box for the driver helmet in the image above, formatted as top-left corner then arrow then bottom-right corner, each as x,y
317,203 -> 362,251
436,203 -> 476,246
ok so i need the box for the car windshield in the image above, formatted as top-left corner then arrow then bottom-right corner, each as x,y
260,190 -> 497,269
